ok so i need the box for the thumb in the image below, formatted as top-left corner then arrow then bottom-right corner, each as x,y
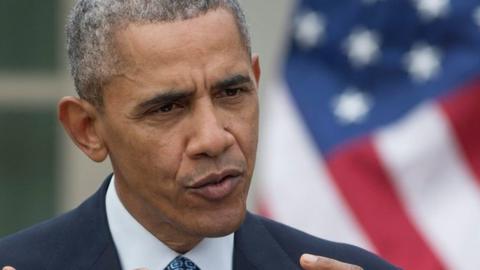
300,254 -> 363,270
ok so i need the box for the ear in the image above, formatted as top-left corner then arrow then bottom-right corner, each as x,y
58,97 -> 108,162
251,54 -> 261,87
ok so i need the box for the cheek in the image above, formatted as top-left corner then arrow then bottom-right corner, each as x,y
229,103 -> 259,166
245,120 -> 259,169
116,130 -> 189,210
137,133 -> 186,190
106,123 -> 184,188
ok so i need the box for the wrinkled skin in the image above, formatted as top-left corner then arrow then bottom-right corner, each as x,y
96,9 -> 260,252
59,8 -> 260,252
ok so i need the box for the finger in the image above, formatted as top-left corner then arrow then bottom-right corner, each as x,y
2,267 -> 16,270
300,254 -> 363,270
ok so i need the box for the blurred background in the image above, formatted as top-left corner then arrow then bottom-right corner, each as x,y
2,0 -> 480,270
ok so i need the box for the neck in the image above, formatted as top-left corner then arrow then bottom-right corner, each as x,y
114,179 -> 203,253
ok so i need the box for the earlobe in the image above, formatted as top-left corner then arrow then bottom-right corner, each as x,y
58,97 -> 108,162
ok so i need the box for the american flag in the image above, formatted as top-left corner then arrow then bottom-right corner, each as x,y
255,0 -> 480,269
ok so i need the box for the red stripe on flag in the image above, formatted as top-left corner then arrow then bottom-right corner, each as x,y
327,139 -> 445,270
440,80 -> 480,185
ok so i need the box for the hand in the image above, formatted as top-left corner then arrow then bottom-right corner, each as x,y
300,254 -> 363,270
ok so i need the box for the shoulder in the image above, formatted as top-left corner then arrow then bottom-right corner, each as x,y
251,214 -> 400,270
0,209 -> 78,269
0,178 -> 112,269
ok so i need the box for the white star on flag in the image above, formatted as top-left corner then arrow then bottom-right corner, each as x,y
332,87 -> 373,125
294,11 -> 326,49
344,27 -> 381,67
259,0 -> 480,269
404,42 -> 442,82
474,6 -> 480,28
412,0 -> 450,21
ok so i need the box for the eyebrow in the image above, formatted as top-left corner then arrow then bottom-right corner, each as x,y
132,74 -> 252,116
212,74 -> 253,90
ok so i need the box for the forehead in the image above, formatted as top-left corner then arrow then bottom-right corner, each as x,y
102,8 -> 253,109
113,8 -> 249,72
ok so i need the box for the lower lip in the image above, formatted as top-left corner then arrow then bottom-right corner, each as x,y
190,176 -> 242,201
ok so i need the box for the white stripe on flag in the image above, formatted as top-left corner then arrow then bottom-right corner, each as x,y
256,79 -> 373,250
375,102 -> 480,270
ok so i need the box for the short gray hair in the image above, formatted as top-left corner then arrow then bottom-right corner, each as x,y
66,0 -> 251,107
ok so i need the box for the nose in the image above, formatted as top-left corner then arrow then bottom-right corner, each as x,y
185,103 -> 235,158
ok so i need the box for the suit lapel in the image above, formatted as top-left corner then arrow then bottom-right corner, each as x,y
233,213 -> 301,270
85,175 -> 122,269
49,175 -> 122,270
89,243 -> 122,270
62,178 -> 299,270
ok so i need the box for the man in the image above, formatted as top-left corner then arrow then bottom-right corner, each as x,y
0,0 -> 399,269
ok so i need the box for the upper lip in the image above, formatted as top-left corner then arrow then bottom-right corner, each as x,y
189,169 -> 243,189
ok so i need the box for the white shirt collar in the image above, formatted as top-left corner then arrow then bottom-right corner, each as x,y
106,175 -> 234,270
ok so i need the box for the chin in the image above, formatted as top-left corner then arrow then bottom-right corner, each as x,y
191,206 -> 247,237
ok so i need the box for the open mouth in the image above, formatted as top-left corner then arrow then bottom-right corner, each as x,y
195,174 -> 232,189
189,170 -> 243,200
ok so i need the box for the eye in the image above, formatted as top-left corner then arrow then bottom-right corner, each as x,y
149,103 -> 181,114
158,103 -> 175,112
215,86 -> 250,102
223,88 -> 241,97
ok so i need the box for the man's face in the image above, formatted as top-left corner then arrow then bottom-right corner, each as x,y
97,8 -> 260,242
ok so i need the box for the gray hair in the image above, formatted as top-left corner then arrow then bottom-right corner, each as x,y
66,0 -> 251,107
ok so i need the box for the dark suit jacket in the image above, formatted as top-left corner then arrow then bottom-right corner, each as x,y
0,177 -> 399,270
